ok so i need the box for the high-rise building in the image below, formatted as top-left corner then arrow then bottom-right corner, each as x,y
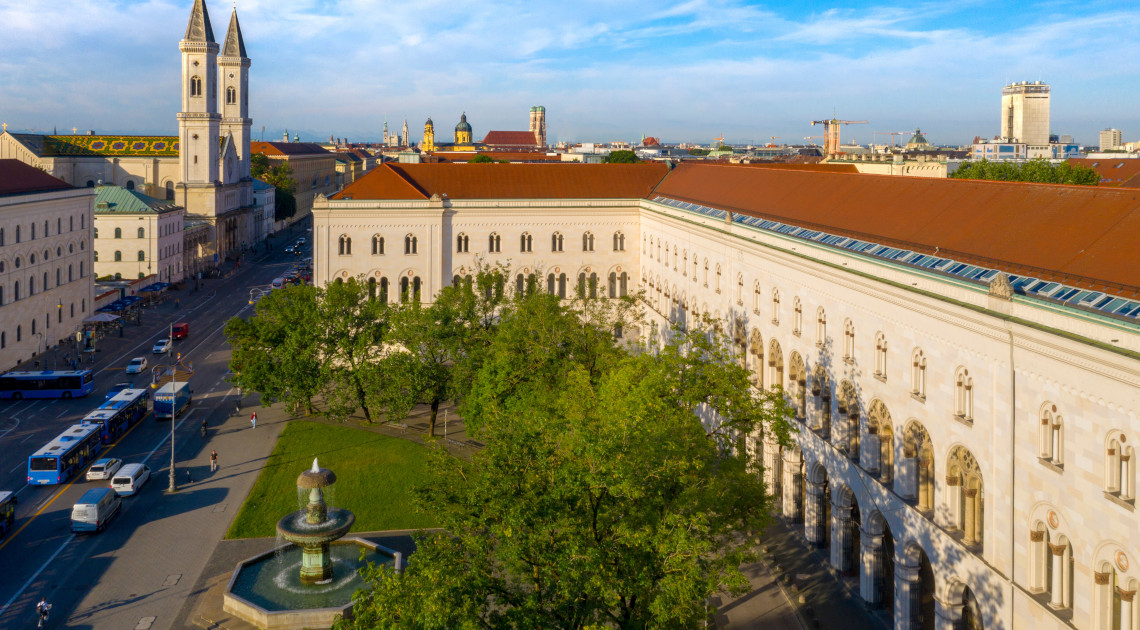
1000,81 -> 1050,147
1100,128 -> 1123,151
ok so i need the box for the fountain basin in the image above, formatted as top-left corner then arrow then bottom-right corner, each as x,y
223,537 -> 402,630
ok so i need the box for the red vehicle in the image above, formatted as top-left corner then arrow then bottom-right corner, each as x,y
171,322 -> 189,340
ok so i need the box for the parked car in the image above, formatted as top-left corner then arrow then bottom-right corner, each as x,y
125,357 -> 147,374
111,464 -> 151,496
86,458 -> 123,481
152,339 -> 171,354
106,382 -> 134,398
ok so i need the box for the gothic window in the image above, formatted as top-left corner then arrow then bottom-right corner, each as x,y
768,339 -> 784,394
15,225 -> 19,242
552,232 -> 564,252
865,400 -> 894,483
582,232 -> 594,252
672,246 -> 678,271
556,273 -> 567,298
911,349 -> 927,399
838,380 -> 859,459
613,231 -> 625,251
703,260 -> 709,286
903,422 -> 935,511
715,265 -> 722,292
405,234 -> 418,254
947,446 -> 984,549
771,288 -> 780,325
1105,432 -> 1136,502
372,235 -> 384,255
737,275 -> 744,305
815,307 -> 826,345
955,368 -> 973,421
874,332 -> 888,378
692,256 -> 698,281
190,75 -> 202,97
226,86 -> 237,104
790,298 -> 801,335
843,319 -> 855,362
43,220 -> 48,236
0,228 -> 3,245
753,281 -> 761,313
520,232 -> 532,252
115,227 -> 122,239
138,227 -> 145,238
789,353 -> 806,421
69,265 -> 73,282
489,233 -> 501,253
1039,403 -> 1063,467
338,235 -> 351,255
114,250 -> 122,262
456,233 -> 469,253
138,251 -> 145,261
31,223 -> 35,239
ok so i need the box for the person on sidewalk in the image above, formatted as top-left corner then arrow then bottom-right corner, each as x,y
250,412 -> 257,429
210,450 -> 218,472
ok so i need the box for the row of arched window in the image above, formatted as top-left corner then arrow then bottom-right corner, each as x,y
1,242 -> 84,274
0,215 -> 83,246
0,263 -> 86,306
0,300 -> 86,351
339,235 -> 419,256
456,230 -> 625,255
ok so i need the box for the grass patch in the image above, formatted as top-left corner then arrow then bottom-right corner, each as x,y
227,421 -> 438,538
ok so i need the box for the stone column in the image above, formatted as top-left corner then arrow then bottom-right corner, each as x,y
1049,543 -> 1067,608
1120,588 -> 1136,630
895,564 -> 922,630
899,456 -> 917,500
805,479 -> 826,546
860,530 -> 883,605
782,451 -> 803,521
831,505 -> 853,572
918,457 -> 932,510
934,599 -> 963,630
963,488 -> 979,544
763,437 -> 781,502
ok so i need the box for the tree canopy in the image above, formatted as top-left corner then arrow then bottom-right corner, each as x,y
467,154 -> 494,163
950,158 -> 1100,185
605,150 -> 640,163
251,153 -> 299,221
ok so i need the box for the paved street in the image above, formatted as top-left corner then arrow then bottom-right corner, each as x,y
0,224 -> 310,630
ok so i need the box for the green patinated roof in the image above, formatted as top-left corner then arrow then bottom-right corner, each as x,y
94,186 -> 181,214
10,134 -> 180,157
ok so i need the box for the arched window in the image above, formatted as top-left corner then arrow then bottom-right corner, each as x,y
692,256 -> 698,281
69,265 -> 73,282
404,234 -> 417,254
1106,432 -> 1136,501
1029,524 -> 1072,609
715,265 -> 722,292
399,277 -> 409,302
368,277 -> 377,300
137,250 -> 145,261
31,223 -> 35,239
93,251 -> 99,262
17,325 -> 21,342
874,332 -> 888,379
226,86 -> 237,104
489,233 -> 501,253
737,275 -> 745,306
13,280 -> 19,301
911,349 -> 927,399
551,232 -> 563,252
753,281 -> 761,313
842,319 -> 855,362
93,227 -> 99,239
582,232 -> 594,252
43,220 -> 48,236
520,232 -> 532,252
372,235 -> 384,255
190,75 -> 203,97
955,368 -> 973,421
126,181 -> 136,191
55,268 -> 60,286
557,273 -> 567,299
0,227 -> 4,245
947,446 -> 984,549
15,225 -> 20,242
114,250 -> 122,262
865,400 -> 894,483
815,307 -> 826,345
618,272 -> 627,297
338,235 -> 351,255
789,353 -> 806,421
903,421 -> 934,511
613,231 -> 625,251
138,227 -> 145,238
1039,403 -> 1063,467
838,380 -> 859,459
771,289 -> 780,325
768,339 -> 784,393
113,227 -> 121,239
456,233 -> 469,253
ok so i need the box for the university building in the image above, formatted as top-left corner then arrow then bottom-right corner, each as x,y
313,161 -> 1140,630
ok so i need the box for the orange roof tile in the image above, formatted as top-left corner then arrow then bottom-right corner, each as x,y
334,163 -> 668,201
251,141 -> 331,156
1069,158 -> 1140,188
654,163 -> 1140,293
481,131 -> 539,146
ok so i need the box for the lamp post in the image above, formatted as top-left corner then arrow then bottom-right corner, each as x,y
166,321 -> 177,493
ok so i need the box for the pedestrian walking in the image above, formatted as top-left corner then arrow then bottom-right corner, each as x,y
175,298 -> 180,308
250,412 -> 257,429
186,469 -> 193,483
210,450 -> 218,472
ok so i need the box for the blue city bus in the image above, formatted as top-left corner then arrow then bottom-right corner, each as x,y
27,423 -> 104,485
81,389 -> 150,444
0,369 -> 95,400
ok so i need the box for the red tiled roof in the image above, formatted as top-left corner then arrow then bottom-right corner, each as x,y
654,163 -> 1140,293
0,159 -> 75,196
481,131 -> 538,146
734,162 -> 858,173
1069,158 -> 1140,188
333,163 -> 668,201
425,151 -> 561,163
251,141 -> 331,156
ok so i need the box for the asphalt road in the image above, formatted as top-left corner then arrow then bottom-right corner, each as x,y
0,227 -> 312,629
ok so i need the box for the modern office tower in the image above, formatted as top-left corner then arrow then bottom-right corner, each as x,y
1000,81 -> 1050,146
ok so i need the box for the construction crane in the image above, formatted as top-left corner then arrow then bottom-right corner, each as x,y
767,136 -> 780,147
713,134 -> 725,147
803,135 -> 823,146
810,118 -> 869,156
874,131 -> 911,149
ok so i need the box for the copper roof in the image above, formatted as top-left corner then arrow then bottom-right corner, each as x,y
1069,158 -> 1140,188
333,163 -> 668,201
654,163 -> 1140,294
481,131 -> 538,146
251,141 -> 331,156
0,160 -> 75,196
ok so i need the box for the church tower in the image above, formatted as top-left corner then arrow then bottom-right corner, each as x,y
423,118 -> 435,152
178,0 -> 221,187
454,113 -> 472,144
534,105 -> 547,147
402,118 -> 409,147
218,7 -> 251,181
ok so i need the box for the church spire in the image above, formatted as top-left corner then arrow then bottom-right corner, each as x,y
184,0 -> 215,43
221,7 -> 247,58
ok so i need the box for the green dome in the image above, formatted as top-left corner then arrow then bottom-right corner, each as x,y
907,128 -> 929,146
455,113 -> 472,133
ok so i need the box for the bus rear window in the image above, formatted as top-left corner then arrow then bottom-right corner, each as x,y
30,457 -> 58,471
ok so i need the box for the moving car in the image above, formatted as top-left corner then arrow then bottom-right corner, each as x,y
86,458 -> 122,481
285,245 -> 296,254
171,322 -> 189,340
296,237 -> 306,245
111,463 -> 151,496
125,357 -> 147,374
152,339 -> 171,354
71,488 -> 121,532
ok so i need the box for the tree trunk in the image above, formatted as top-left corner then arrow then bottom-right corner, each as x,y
429,399 -> 440,437
353,374 -> 372,423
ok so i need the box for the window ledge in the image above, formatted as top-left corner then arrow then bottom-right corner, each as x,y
815,341 -> 824,349
792,330 -> 801,337
953,413 -> 974,427
873,373 -> 887,384
771,319 -> 779,326
843,357 -> 854,366
1104,491 -> 1136,512
911,392 -> 926,404
1038,458 -> 1064,474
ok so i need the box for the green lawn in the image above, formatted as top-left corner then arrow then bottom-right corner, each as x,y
226,421 -> 439,538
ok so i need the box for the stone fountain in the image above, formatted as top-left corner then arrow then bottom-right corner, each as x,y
222,459 -> 402,630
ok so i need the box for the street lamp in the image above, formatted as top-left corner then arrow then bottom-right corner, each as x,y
164,322 -> 178,492
249,287 -> 270,305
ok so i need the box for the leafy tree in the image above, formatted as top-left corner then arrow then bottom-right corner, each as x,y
467,154 -> 494,163
687,148 -> 710,156
251,152 -> 299,221
317,278 -> 393,423
951,158 -> 1099,185
716,144 -> 733,152
336,297 -> 795,629
605,150 -> 640,163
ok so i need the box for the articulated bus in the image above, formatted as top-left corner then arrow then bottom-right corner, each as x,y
81,389 -> 150,444
0,369 -> 95,400
27,423 -> 104,485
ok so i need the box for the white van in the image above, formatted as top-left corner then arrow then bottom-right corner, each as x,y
71,488 -> 121,533
110,463 -> 151,497
271,277 -> 285,290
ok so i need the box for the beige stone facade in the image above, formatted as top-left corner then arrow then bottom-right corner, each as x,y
93,189 -> 185,283
0,187 -> 95,372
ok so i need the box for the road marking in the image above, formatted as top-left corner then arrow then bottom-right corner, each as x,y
19,434 -> 33,443
0,417 -> 18,439
7,462 -> 23,474
55,409 -> 67,418
0,532 -> 76,617
141,410 -> 196,465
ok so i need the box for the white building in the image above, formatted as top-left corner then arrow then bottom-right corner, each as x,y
0,160 -> 95,372
92,186 -> 184,283
314,162 -> 1140,630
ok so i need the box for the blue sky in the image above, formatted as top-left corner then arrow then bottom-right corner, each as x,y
1,0 -> 1138,146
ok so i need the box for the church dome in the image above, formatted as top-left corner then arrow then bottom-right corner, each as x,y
455,113 -> 472,133
906,128 -> 929,147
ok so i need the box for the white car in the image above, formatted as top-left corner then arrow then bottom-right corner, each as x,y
125,357 -> 147,374
86,458 -> 123,481
153,339 -> 171,354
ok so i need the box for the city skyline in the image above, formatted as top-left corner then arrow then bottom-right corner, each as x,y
1,0 -> 1138,146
